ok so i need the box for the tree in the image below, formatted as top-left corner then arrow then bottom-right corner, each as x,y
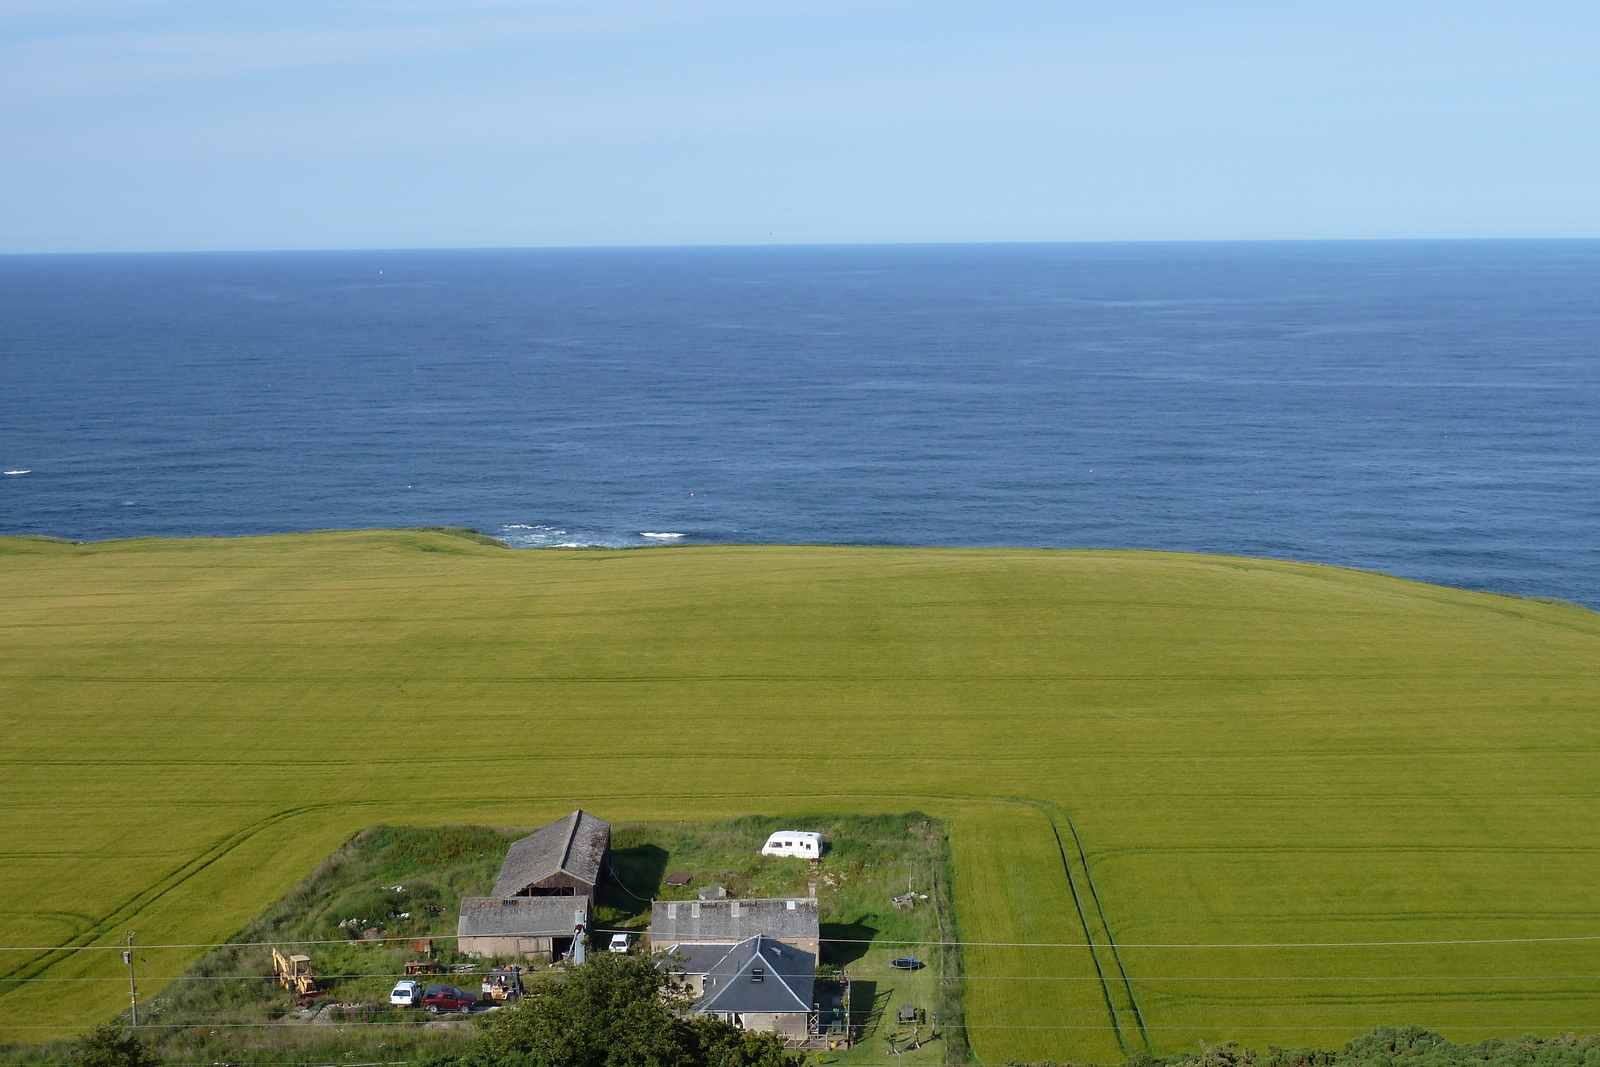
470,951 -> 800,1067
686,1019 -> 803,1067
70,1027 -> 163,1067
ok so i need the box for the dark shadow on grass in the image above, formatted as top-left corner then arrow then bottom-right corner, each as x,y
821,921 -> 878,967
849,979 -> 880,1036
601,844 -> 669,916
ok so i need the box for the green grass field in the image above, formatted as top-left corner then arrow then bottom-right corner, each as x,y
2,530 -> 1599,1063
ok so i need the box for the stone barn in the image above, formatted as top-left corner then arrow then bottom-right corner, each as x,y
493,809 -> 611,900
456,896 -> 589,961
650,896 -> 819,955
455,809 -> 611,961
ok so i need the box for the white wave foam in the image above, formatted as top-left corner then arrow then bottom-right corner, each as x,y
3,470 -> 30,476
497,522 -> 686,550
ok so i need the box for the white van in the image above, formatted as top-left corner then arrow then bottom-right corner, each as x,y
760,831 -> 823,858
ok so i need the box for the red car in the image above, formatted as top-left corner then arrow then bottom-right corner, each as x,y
421,984 -> 475,1014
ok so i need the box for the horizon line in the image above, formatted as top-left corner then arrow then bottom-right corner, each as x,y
5,235 -> 1600,259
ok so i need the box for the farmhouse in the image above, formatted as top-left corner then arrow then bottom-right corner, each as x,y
491,809 -> 611,899
652,894 -> 821,1031
650,895 -> 819,955
690,934 -> 816,1042
457,809 -> 611,960
456,896 -> 588,960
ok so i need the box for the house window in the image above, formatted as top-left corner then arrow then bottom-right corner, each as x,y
751,967 -> 764,983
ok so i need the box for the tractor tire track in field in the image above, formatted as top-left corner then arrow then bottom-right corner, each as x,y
1015,797 -> 1150,1056
0,805 -> 327,1001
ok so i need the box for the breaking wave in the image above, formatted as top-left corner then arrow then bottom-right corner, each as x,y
496,523 -> 691,549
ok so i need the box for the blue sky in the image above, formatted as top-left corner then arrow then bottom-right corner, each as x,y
2,1 -> 1597,251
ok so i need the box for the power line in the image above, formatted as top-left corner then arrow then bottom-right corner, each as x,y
8,1007 -> 1598,1020
13,972 -> 1600,984
7,1007 -> 1600,1025
9,931 -> 1600,952
5,1020 -> 1599,1033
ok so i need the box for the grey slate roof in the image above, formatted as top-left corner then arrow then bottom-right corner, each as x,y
651,897 -> 818,944
458,896 -> 589,938
659,942 -> 738,978
491,810 -> 611,897
698,935 -> 814,1015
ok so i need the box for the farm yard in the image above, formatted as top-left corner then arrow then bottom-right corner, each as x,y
0,816 -> 955,1066
2,530 -> 1600,1063
606,814 -> 962,1066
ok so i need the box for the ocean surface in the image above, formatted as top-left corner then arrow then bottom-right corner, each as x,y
2,242 -> 1597,606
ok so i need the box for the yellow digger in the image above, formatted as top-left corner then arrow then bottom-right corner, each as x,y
271,949 -> 319,998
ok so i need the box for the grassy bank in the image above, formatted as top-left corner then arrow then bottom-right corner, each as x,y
2,531 -> 1599,1062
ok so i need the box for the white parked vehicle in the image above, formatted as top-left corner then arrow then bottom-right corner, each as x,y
389,979 -> 424,1006
760,831 -> 823,859
608,932 -> 634,954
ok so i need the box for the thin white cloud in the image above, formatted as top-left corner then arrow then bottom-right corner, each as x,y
0,1 -> 728,101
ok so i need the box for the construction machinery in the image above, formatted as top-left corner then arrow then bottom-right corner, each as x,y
271,949 -> 319,998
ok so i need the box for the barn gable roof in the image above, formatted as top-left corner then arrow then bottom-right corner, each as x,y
491,810 -> 611,897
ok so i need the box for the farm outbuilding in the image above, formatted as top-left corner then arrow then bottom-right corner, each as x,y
492,809 -> 611,900
649,896 -> 819,955
456,896 -> 589,961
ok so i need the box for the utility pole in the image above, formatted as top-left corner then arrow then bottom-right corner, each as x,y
121,933 -> 138,1027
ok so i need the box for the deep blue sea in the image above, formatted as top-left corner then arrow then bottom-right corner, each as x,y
2,242 -> 1597,606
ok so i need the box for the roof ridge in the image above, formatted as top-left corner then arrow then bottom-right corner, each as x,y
691,896 -> 815,906
699,935 -> 810,1013
556,809 -> 581,874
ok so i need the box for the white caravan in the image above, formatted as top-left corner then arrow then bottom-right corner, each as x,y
760,831 -> 823,858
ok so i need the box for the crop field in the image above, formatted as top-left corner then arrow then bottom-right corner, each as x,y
2,530 -> 1599,1063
